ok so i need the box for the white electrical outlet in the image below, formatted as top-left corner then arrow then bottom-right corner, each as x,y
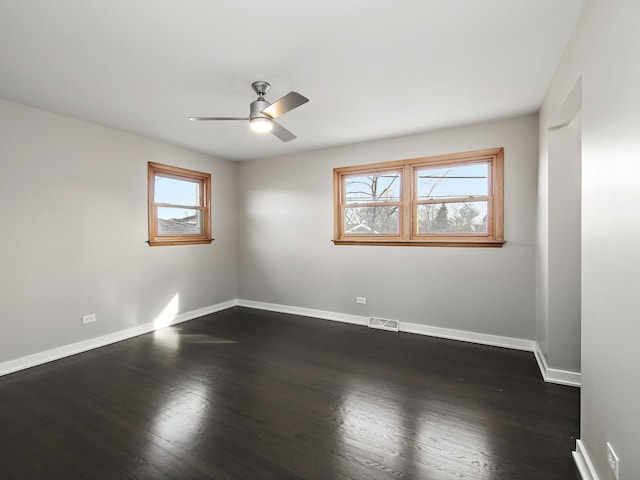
82,314 -> 97,324
356,296 -> 367,304
607,442 -> 620,479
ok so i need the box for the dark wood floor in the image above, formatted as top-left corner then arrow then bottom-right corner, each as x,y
0,307 -> 580,480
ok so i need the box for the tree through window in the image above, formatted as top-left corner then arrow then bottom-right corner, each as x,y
343,171 -> 401,235
333,148 -> 504,247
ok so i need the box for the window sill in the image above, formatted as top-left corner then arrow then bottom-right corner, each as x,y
148,238 -> 214,247
332,239 -> 505,248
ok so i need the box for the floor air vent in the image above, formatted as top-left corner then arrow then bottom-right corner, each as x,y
368,317 -> 400,332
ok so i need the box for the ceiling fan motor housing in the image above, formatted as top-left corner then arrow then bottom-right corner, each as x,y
250,81 -> 273,121
250,98 -> 272,121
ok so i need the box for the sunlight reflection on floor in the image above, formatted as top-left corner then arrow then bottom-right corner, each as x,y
150,380 -> 213,449
337,378 -> 492,478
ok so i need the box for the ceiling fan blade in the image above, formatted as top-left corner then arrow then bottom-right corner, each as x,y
188,117 -> 249,121
271,121 -> 297,142
261,92 -> 309,119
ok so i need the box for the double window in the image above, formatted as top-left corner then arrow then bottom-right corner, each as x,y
148,162 -> 212,246
333,148 -> 504,247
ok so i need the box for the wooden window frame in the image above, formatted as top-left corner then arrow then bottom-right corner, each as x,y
333,148 -> 504,247
148,162 -> 213,247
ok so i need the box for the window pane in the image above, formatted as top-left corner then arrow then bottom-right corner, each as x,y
344,206 -> 399,235
344,172 -> 401,204
155,176 -> 201,206
157,207 -> 202,235
416,163 -> 488,201
417,201 -> 488,234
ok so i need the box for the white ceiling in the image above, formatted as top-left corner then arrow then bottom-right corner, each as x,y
0,0 -> 584,161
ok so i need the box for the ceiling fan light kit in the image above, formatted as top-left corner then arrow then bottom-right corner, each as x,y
249,117 -> 273,133
189,81 -> 309,142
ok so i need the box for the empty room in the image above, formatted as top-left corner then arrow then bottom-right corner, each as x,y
1,1 -> 638,479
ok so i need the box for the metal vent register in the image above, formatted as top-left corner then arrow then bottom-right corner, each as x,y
368,316 -> 400,332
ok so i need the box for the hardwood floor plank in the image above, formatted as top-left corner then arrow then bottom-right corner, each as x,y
0,307 -> 580,479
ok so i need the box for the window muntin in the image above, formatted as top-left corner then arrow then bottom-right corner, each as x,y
148,162 -> 212,246
333,149 -> 504,247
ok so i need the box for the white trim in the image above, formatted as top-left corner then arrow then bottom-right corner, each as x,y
237,299 -> 534,351
573,439 -> 600,480
0,298 -> 583,390
0,299 -> 238,377
533,342 -> 582,387
236,299 -> 369,326
401,321 -> 534,351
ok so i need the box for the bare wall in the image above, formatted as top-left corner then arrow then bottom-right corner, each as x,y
237,115 -> 538,340
539,0 -> 640,477
0,99 -> 237,363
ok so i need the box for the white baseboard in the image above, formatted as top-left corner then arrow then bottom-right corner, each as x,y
0,299 -> 238,377
573,439 -> 599,480
401,321 -> 534,351
247,300 -> 579,387
533,342 -> 582,387
237,299 -> 534,351
1,297 -> 582,391
237,299 -> 370,326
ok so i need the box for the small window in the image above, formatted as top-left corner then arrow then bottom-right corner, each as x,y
148,162 -> 212,246
333,148 -> 504,247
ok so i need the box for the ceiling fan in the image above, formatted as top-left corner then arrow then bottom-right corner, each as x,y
189,81 -> 309,142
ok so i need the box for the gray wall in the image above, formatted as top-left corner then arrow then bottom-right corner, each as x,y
237,115 -> 538,340
548,114 -> 582,372
539,0 -> 640,477
536,100 -> 582,374
0,99 -> 238,363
